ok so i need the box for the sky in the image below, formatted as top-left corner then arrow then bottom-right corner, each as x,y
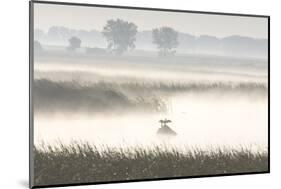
34,3 -> 268,39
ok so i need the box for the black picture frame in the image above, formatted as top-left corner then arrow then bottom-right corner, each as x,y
29,1 -> 270,188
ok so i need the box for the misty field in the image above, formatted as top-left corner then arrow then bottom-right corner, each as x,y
34,142 -> 268,186
33,53 -> 268,186
31,5 -> 269,188
33,78 -> 267,114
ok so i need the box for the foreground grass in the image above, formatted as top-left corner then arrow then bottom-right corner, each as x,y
34,143 -> 268,186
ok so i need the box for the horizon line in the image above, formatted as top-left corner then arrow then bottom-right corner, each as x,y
34,26 -> 268,40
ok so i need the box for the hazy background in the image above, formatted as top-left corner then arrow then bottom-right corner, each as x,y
34,3 -> 267,38
34,3 -> 268,58
33,2 -> 268,152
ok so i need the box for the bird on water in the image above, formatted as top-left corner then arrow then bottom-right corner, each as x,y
157,118 -> 177,137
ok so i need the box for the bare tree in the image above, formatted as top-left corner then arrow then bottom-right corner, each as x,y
67,36 -> 81,51
152,27 -> 179,57
102,19 -> 138,55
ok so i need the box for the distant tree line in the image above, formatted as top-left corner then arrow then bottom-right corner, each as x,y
35,18 -> 179,57
101,18 -> 178,56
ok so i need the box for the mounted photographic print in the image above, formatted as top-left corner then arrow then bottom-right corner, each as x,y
29,1 -> 270,188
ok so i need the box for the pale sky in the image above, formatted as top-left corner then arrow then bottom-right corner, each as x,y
34,3 -> 268,39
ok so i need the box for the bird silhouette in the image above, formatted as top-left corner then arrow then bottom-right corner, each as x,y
157,119 -> 177,137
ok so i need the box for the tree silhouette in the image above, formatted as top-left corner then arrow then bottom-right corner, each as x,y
102,19 -> 138,55
152,27 -> 179,57
34,40 -> 43,52
67,36 -> 81,51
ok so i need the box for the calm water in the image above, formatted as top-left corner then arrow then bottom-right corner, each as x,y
34,58 -> 268,152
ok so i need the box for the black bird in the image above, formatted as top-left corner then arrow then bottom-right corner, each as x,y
157,119 -> 177,137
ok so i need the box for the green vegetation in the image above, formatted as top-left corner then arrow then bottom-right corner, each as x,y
34,142 -> 268,186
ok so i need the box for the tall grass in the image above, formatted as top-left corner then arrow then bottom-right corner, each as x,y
34,79 -> 267,114
34,79 -> 168,113
34,142 -> 268,186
